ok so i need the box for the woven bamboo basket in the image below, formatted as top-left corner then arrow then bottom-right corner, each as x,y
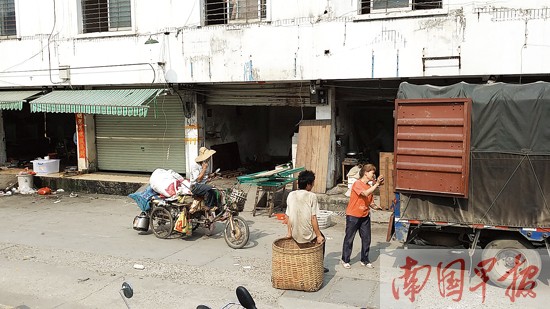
271,238 -> 324,292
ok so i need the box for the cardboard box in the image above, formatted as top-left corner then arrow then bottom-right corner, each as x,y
32,159 -> 61,175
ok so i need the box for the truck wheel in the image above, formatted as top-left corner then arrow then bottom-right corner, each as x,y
482,239 -> 541,289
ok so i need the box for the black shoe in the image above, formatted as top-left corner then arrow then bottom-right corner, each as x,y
324,267 -> 329,273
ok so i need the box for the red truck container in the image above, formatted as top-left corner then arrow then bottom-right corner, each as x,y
389,81 -> 550,287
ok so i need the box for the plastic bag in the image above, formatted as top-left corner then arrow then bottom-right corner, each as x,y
174,210 -> 192,236
177,179 -> 192,195
37,187 -> 52,195
150,168 -> 184,197
128,185 -> 156,212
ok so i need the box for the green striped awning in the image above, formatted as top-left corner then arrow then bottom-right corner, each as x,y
30,89 -> 162,117
0,90 -> 42,110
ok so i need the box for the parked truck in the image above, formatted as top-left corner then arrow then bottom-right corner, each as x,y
388,81 -> 550,287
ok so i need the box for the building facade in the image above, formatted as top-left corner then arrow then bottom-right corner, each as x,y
1,0 -> 549,189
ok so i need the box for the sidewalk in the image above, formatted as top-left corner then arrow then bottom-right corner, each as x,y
0,192 -> 396,309
1,170 -> 393,227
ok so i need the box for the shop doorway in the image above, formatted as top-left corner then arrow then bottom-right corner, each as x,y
3,105 -> 77,168
331,79 -> 400,182
204,105 -> 316,173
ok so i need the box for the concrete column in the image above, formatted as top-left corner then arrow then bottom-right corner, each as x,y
0,112 -> 6,164
184,92 -> 203,175
315,87 -> 337,189
75,113 -> 97,172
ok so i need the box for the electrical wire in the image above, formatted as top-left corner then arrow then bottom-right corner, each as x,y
183,0 -> 198,27
156,95 -> 171,162
295,81 -> 304,127
154,33 -> 193,119
47,0 -> 63,85
1,62 -> 156,74
1,63 -> 157,85
0,40 -> 50,73
1,1 -> 455,78
175,90 -> 193,119
0,79 -> 24,86
1,1 -> 157,82
1,0 -> 520,88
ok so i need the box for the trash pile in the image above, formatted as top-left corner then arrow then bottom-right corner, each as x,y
0,169 -> 37,196
17,169 -> 37,195
0,168 -> 73,198
0,183 -> 16,196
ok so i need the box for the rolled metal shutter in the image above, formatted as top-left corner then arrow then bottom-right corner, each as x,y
95,95 -> 186,173
205,83 -> 312,106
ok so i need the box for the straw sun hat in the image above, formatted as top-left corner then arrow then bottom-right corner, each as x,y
195,147 -> 216,163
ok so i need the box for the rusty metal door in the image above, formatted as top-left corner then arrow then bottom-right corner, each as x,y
394,98 -> 471,197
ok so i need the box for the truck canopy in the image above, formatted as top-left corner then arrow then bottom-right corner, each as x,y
397,81 -> 550,227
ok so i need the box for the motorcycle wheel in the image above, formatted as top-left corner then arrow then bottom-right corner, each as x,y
224,216 -> 249,249
150,207 -> 173,239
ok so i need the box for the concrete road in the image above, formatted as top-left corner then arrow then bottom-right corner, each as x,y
0,191 -> 395,309
2,191 -> 545,309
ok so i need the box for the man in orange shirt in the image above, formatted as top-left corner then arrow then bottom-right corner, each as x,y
340,164 -> 384,269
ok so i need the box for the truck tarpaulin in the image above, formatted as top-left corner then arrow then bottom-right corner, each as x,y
397,81 -> 550,227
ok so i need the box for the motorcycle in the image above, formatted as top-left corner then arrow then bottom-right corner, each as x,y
119,281 -> 256,309
197,286 -> 257,309
133,180 -> 250,249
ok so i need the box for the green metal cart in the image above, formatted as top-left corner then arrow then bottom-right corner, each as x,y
237,166 -> 305,217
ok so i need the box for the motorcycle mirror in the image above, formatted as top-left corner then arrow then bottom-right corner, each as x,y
121,282 -> 133,299
119,282 -> 133,309
236,286 -> 256,309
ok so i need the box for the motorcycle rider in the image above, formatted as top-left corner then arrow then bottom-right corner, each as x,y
191,146 -> 216,184
189,147 -> 218,214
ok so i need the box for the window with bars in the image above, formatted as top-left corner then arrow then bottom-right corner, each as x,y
0,0 -> 16,37
82,0 -> 131,34
412,0 -> 442,10
205,0 -> 266,26
359,0 -> 442,14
